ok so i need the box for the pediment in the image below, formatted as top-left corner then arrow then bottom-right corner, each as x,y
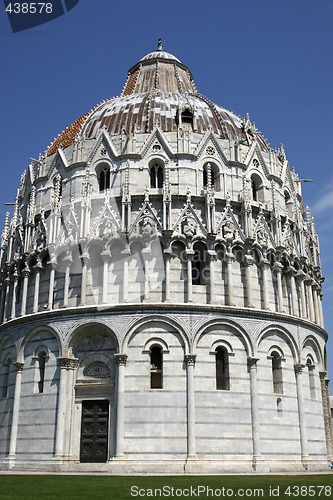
215,202 -> 245,242
140,127 -> 175,159
88,192 -> 121,240
88,128 -> 119,163
129,194 -> 163,239
244,140 -> 270,177
47,147 -> 69,180
253,209 -> 275,249
194,131 -> 228,164
172,194 -> 207,239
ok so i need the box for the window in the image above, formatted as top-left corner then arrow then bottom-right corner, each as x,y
216,347 -> 230,390
37,351 -> 47,393
306,357 -> 316,399
276,397 -> 283,416
2,359 -> 10,398
149,162 -> 163,188
181,108 -> 194,131
150,345 -> 163,389
271,351 -> 283,394
251,173 -> 262,202
99,167 -> 110,191
192,243 -> 206,285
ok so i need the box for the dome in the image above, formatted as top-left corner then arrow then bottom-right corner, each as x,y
46,46 -> 269,156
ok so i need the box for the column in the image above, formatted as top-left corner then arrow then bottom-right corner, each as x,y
273,262 -> 284,312
20,269 -> 30,317
114,353 -> 127,458
54,357 -> 78,458
319,292 -> 325,329
208,252 -> 216,304
121,249 -> 130,303
8,362 -> 24,459
226,249 -> 235,306
296,271 -> 307,319
305,277 -> 314,322
80,253 -> 89,306
48,263 -> 57,310
63,254 -> 73,308
32,263 -> 42,313
0,284 -> 6,323
3,278 -> 10,321
142,248 -> 150,303
248,358 -> 261,468
259,259 -> 270,310
101,250 -> 111,305
244,255 -> 254,308
11,271 -> 18,320
185,354 -> 196,459
186,251 -> 194,303
319,371 -> 333,458
287,267 -> 298,316
164,250 -> 171,303
312,285 -> 320,325
294,364 -> 309,465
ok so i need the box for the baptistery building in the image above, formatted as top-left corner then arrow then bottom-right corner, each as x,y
0,43 -> 332,473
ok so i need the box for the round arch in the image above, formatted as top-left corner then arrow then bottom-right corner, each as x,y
301,335 -> 324,370
18,324 -> 62,362
68,321 -> 120,356
122,316 -> 190,354
193,318 -> 254,357
257,324 -> 299,361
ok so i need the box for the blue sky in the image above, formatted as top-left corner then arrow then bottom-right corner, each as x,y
0,0 -> 332,376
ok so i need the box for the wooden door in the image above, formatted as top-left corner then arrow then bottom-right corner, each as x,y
80,400 -> 109,462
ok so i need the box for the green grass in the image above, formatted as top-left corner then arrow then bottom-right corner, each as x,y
0,474 -> 332,500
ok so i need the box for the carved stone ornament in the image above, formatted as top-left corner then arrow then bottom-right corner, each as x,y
222,220 -> 236,241
256,226 -> 268,247
182,216 -> 197,238
88,334 -> 105,351
84,362 -> 111,379
114,353 -> 128,366
140,216 -> 156,237
185,354 -> 196,366
101,219 -> 116,239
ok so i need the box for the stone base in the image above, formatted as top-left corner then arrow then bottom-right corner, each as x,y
0,457 -> 329,474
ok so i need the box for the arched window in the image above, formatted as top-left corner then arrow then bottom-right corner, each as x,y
99,166 -> 110,191
150,345 -> 163,389
306,357 -> 316,399
2,359 -> 11,398
192,243 -> 206,285
276,397 -> 283,416
37,351 -> 47,394
271,351 -> 283,394
251,174 -> 262,202
181,108 -> 194,131
215,347 -> 230,390
149,162 -> 164,188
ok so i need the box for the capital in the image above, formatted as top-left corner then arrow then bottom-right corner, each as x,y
57,357 -> 79,370
185,354 -> 196,366
13,361 -> 24,372
294,363 -> 305,374
114,353 -> 128,366
247,357 -> 259,368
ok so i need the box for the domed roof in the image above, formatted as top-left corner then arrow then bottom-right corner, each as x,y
140,50 -> 181,63
46,44 -> 269,156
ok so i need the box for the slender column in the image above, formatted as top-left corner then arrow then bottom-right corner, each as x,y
142,248 -> 150,303
319,371 -> 333,458
185,354 -> 196,458
287,266 -> 298,316
294,364 -> 309,465
54,358 -> 79,458
121,249 -> 130,303
259,259 -> 270,310
244,256 -> 254,308
273,262 -> 284,312
164,250 -> 171,303
296,271 -> 307,319
312,285 -> 320,325
319,292 -> 325,328
8,362 -> 24,458
208,251 -> 216,304
63,254 -> 73,308
186,251 -> 194,303
114,353 -> 127,458
3,278 -> 10,321
101,250 -> 111,304
10,270 -> 19,320
248,357 -> 261,468
48,263 -> 57,310
305,277 -> 314,322
80,253 -> 89,306
226,248 -> 235,306
32,263 -> 42,313
20,269 -> 30,317
0,284 -> 6,323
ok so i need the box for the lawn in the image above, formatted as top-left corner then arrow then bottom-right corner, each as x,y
1,474 -> 333,500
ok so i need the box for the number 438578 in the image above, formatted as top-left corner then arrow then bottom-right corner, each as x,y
6,3 -> 53,14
